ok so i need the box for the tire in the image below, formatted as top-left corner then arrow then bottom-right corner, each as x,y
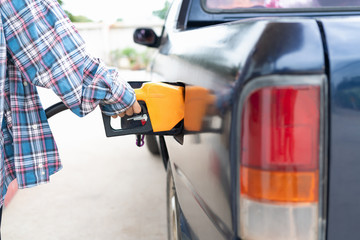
146,135 -> 160,155
167,162 -> 181,240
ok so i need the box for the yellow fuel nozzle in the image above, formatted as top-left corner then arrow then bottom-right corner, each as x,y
135,82 -> 184,132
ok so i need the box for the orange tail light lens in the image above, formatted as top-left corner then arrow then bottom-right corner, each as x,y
241,167 -> 319,203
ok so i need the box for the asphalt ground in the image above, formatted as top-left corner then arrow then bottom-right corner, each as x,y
2,71 -> 167,240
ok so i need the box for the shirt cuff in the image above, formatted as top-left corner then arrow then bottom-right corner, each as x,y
100,71 -> 136,116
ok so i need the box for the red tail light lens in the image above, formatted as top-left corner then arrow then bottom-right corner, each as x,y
241,85 -> 320,203
242,86 -> 320,171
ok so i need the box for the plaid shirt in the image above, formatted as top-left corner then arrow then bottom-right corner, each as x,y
0,0 -> 136,206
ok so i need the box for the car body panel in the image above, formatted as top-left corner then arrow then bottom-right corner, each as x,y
319,17 -> 360,240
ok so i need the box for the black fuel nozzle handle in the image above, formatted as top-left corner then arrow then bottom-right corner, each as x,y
102,101 -> 154,137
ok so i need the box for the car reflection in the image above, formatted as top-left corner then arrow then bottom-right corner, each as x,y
184,85 -> 232,135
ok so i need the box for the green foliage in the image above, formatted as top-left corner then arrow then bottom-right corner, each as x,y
67,12 -> 93,23
121,48 -> 138,65
152,1 -> 171,20
57,0 -> 92,22
110,47 -> 153,70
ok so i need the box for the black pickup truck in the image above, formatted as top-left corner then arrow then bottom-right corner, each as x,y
130,0 -> 360,239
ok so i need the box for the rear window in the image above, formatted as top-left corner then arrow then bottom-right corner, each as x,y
204,0 -> 360,11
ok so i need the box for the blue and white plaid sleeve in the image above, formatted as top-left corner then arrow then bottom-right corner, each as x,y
0,0 -> 136,117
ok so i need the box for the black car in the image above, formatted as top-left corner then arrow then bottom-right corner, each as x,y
127,0 -> 360,239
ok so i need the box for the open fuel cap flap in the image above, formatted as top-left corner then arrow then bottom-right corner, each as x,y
102,82 -> 185,137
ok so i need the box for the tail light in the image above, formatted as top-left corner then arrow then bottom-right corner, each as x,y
239,78 -> 326,240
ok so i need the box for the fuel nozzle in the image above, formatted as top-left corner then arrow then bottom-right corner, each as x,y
102,82 -> 184,137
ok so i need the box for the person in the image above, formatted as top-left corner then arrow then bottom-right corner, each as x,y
0,0 -> 141,236
205,0 -> 265,9
265,0 -> 318,8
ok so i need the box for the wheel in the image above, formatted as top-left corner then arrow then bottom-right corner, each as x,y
167,162 -> 181,240
146,135 -> 160,155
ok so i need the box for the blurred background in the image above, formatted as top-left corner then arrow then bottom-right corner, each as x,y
2,1 -> 170,239
59,0 -> 168,70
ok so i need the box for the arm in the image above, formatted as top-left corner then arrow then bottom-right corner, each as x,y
0,0 -> 138,117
